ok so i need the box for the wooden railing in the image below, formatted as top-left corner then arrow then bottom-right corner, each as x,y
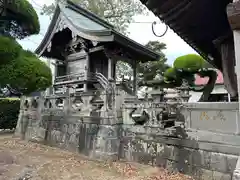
55,72 -> 85,83
54,72 -> 112,91
54,72 -> 97,85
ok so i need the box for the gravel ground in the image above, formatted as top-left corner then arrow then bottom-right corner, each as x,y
0,134 -> 194,180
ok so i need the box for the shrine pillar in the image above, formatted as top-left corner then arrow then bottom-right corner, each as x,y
108,57 -> 112,80
227,1 -> 240,179
132,60 -> 137,95
46,58 -> 53,96
84,54 -> 90,92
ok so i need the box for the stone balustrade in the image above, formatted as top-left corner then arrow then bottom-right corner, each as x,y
14,92 -> 240,180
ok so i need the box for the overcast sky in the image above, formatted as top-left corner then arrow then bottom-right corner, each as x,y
19,0 -> 197,65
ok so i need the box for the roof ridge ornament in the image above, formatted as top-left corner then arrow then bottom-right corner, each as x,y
152,21 -> 168,37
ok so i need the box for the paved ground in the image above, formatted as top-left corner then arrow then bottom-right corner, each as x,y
0,134 -> 193,180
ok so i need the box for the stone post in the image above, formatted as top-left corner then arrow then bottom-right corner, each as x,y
14,96 -> 27,138
63,86 -> 70,114
227,1 -> 240,179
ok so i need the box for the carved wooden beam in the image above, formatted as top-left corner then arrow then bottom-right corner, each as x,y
227,1 -> 240,30
104,48 -> 134,66
89,46 -> 104,53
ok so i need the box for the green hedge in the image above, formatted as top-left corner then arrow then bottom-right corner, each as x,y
0,98 -> 20,130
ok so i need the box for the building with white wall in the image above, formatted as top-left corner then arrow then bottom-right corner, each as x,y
188,70 -> 232,102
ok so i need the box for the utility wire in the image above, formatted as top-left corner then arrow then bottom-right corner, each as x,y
31,0 -> 44,9
23,0 -> 167,46
31,0 -> 163,25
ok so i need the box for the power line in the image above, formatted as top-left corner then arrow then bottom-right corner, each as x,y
30,0 -> 164,25
132,21 -> 162,24
20,38 -> 41,45
23,0 -> 167,45
31,0 -> 44,9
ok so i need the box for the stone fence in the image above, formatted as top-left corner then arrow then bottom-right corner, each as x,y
14,96 -> 240,180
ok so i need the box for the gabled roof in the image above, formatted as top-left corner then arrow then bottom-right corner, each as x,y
139,0 -> 232,70
35,0 -> 160,62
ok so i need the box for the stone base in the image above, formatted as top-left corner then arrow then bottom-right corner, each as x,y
15,104 -> 240,180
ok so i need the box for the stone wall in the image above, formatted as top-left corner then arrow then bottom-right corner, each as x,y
120,125 -> 239,180
120,102 -> 240,180
15,95 -> 122,161
15,97 -> 240,180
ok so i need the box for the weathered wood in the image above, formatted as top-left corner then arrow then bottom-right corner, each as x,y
89,46 -> 104,53
213,35 -> 238,97
229,1 -> 240,180
227,1 -> 240,30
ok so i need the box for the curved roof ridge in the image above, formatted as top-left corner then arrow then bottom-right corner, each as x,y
66,0 -> 114,30
35,0 -> 160,62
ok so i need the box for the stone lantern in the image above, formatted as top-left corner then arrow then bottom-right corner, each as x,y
177,80 -> 191,102
150,88 -> 165,103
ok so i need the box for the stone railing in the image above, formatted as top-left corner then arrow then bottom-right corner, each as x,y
15,94 -> 240,179
122,97 -> 185,129
122,97 -> 240,132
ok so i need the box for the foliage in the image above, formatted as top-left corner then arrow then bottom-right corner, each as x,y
41,0 -> 147,34
0,49 -> 52,95
163,54 -> 212,88
137,41 -> 169,81
164,68 -> 177,81
116,61 -> 132,80
116,41 -> 169,80
0,1 -> 51,97
144,41 -> 167,57
3,0 -> 40,38
0,98 -> 20,130
0,36 -> 22,65
169,54 -> 213,89
140,54 -> 217,101
173,54 -> 205,72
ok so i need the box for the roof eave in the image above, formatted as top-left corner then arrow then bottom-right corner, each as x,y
66,0 -> 114,29
113,31 -> 160,62
35,6 -> 61,55
139,0 -> 221,69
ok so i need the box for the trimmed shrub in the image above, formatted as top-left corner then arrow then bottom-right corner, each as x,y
0,50 -> 52,95
0,98 -> 20,130
7,0 -> 40,38
173,54 -> 205,72
0,36 -> 22,65
164,67 -> 177,81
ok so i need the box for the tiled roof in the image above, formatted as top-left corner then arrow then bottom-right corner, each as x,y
195,70 -> 224,86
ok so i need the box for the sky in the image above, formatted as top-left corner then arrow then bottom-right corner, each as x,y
19,0 -> 197,66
